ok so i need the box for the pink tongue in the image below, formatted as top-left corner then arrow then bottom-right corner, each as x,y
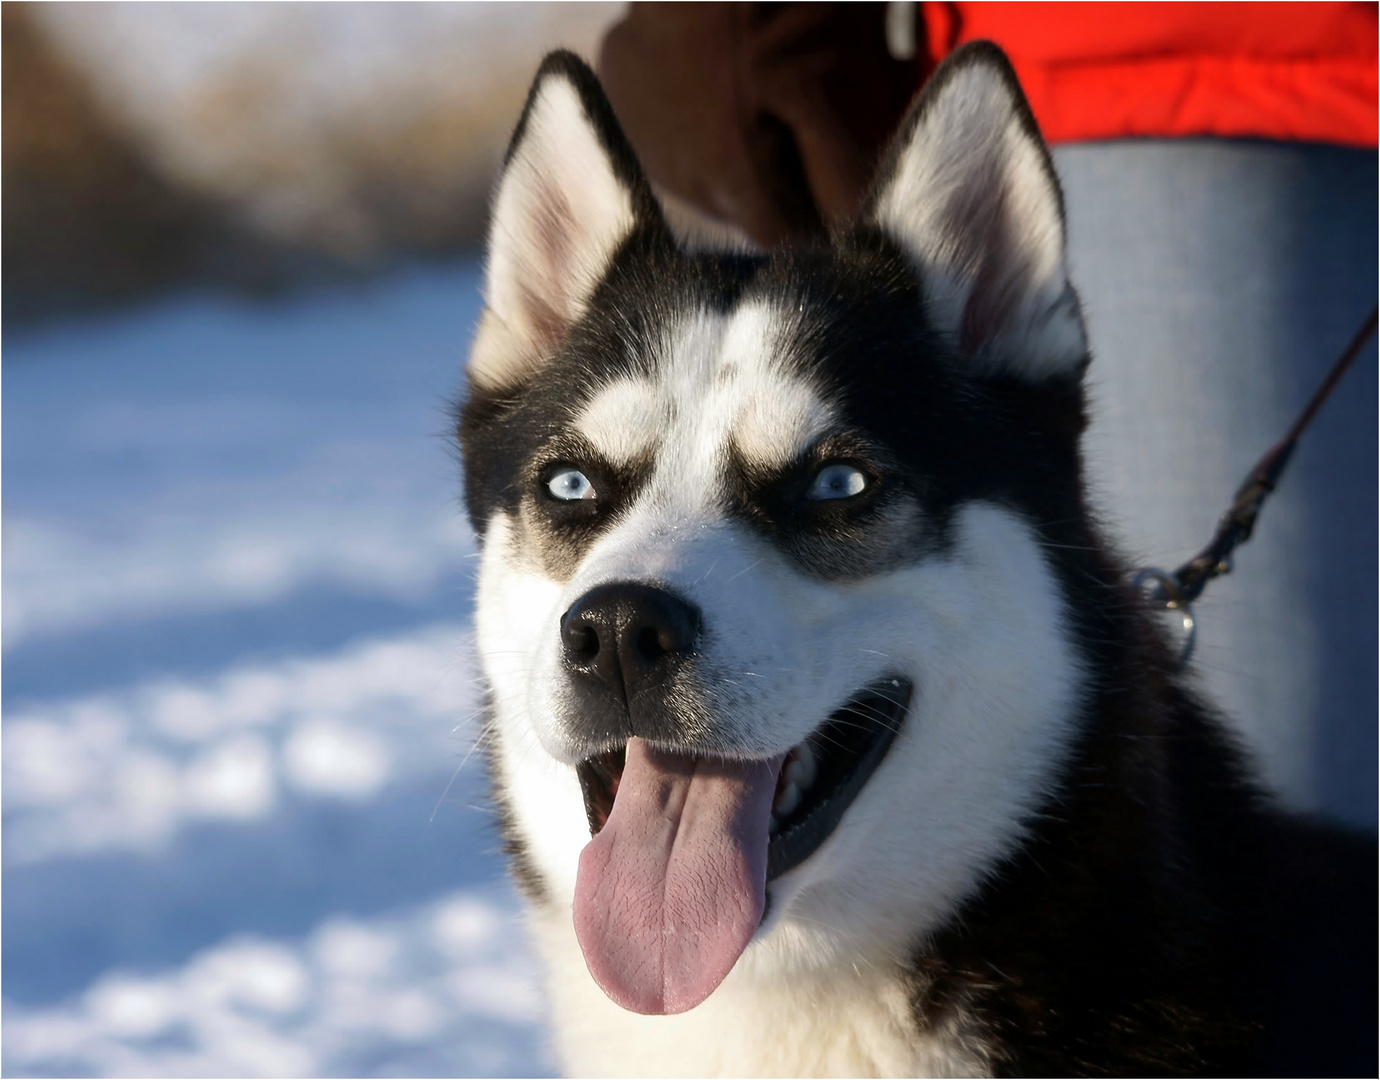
573,737 -> 783,1015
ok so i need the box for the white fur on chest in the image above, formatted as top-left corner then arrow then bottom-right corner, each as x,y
530,909 -> 991,1078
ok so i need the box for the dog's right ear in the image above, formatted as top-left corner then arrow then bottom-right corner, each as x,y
470,51 -> 664,391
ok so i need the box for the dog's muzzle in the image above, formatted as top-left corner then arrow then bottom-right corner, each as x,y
559,581 -> 703,750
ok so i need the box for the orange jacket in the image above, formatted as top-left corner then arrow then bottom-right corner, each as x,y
922,2 -> 1378,147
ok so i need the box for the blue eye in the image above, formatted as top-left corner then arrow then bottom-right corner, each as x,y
547,467 -> 596,502
807,463 -> 867,501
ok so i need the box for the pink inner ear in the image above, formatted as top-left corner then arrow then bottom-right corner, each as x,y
520,180 -> 581,351
926,159 -> 1035,362
959,203 -> 1032,359
517,278 -> 567,357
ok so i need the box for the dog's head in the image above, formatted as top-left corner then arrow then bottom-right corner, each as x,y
460,44 -> 1091,1016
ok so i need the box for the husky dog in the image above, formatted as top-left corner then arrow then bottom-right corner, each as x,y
458,43 -> 1374,1077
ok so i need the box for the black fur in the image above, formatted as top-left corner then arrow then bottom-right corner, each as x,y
909,468 -> 1377,1076
460,45 -> 1378,1077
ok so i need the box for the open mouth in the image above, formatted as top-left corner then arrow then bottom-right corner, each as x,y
575,675 -> 913,881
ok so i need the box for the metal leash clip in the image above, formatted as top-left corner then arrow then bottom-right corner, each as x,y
1130,567 -> 1197,667
1129,305 -> 1376,670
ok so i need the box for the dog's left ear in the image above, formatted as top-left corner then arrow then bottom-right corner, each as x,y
471,51 -> 665,391
863,42 -> 1086,383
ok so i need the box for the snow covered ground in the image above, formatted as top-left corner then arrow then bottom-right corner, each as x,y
3,264 -> 557,1077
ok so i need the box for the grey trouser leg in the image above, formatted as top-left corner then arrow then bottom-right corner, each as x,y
1053,140 -> 1377,829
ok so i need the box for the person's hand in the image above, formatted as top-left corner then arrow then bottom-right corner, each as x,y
598,3 -> 925,246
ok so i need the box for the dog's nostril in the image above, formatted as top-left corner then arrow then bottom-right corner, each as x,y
635,626 -> 664,663
574,625 -> 600,658
560,610 -> 604,661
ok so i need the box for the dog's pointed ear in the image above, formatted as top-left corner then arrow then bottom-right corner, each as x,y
863,42 -> 1086,382
471,51 -> 665,391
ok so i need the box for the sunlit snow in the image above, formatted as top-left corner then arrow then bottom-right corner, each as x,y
3,262 -> 553,1077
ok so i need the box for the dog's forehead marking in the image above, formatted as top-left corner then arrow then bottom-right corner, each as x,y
575,300 -> 833,482
573,377 -> 664,466
712,303 -> 834,470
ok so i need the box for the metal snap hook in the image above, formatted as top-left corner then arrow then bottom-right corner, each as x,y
1130,567 -> 1197,668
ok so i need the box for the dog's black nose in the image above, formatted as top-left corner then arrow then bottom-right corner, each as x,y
560,582 -> 701,700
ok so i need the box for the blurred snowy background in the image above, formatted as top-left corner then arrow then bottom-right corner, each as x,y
4,4 -> 623,1076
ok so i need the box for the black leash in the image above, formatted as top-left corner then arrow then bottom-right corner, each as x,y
1132,304 -> 1379,666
